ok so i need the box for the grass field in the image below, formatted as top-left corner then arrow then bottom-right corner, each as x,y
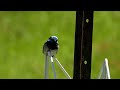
0,11 -> 120,79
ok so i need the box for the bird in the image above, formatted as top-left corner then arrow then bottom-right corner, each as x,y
43,36 -> 59,57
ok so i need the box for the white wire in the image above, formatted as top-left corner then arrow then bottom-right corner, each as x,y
50,56 -> 57,79
53,57 -> 72,79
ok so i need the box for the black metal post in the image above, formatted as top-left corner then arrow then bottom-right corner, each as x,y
73,11 -> 94,79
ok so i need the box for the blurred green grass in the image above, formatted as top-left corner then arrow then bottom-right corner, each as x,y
0,11 -> 75,79
92,11 -> 120,79
0,11 -> 120,79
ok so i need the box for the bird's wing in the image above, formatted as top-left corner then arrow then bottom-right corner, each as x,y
43,42 -> 46,54
43,42 -> 49,55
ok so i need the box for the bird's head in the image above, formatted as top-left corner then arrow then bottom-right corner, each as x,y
48,36 -> 58,43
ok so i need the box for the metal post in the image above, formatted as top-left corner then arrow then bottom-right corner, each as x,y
73,11 -> 94,79
45,54 -> 49,79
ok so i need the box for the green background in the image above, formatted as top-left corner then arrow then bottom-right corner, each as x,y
0,11 -> 119,79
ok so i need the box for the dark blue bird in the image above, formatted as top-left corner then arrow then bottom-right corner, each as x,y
43,36 -> 59,57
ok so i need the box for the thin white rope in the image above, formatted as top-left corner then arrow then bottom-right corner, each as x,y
50,56 -> 57,79
53,57 -> 72,79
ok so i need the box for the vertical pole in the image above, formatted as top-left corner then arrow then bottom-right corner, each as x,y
50,56 -> 57,79
73,11 -> 94,79
73,11 -> 83,79
45,54 -> 49,79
